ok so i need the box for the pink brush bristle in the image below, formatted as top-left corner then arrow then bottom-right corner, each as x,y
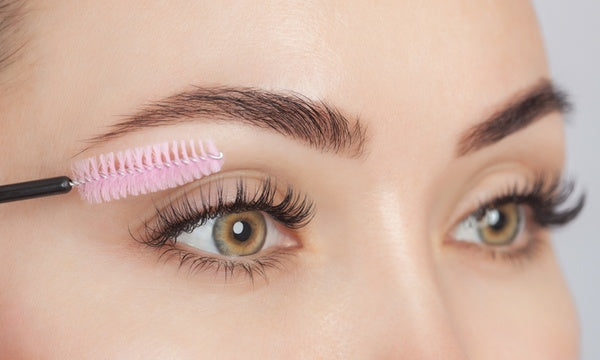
71,139 -> 225,203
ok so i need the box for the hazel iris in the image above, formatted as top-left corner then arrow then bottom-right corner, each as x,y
213,211 -> 267,256
478,203 -> 523,246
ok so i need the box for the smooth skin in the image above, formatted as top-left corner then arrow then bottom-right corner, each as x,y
0,1 -> 577,358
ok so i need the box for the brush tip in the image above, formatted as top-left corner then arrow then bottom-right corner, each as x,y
71,139 -> 224,203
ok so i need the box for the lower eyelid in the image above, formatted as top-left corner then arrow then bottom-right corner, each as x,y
154,245 -> 298,284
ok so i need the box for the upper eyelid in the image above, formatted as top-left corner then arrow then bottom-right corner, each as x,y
443,172 -> 557,229
450,176 -> 582,234
133,175 -> 314,246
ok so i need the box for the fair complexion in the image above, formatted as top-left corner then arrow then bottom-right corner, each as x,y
0,1 -> 580,358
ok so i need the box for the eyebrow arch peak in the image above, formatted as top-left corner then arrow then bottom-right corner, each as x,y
85,86 -> 367,158
457,79 -> 570,156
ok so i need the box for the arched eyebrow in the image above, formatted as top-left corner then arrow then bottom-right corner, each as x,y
82,86 -> 367,158
457,79 -> 571,156
81,81 -> 566,159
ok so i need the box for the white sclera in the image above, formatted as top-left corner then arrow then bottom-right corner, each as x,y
177,218 -> 220,253
452,214 -> 481,243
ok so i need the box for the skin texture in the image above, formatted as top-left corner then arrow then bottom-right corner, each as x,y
0,1 -> 578,359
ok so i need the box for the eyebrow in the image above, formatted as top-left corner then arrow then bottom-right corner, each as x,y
457,79 -> 571,156
83,86 -> 367,157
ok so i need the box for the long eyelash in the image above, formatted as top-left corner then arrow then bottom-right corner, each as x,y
138,177 -> 314,248
484,175 -> 585,227
131,177 -> 313,281
462,175 -> 585,265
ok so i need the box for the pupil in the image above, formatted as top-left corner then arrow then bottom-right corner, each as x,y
487,209 -> 506,232
232,220 -> 252,242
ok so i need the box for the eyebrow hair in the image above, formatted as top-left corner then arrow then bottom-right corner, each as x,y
457,79 -> 571,156
85,86 -> 367,157
0,0 -> 29,74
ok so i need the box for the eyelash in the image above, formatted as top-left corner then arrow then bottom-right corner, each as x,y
134,175 -> 584,280
454,175 -> 585,263
134,177 -> 314,282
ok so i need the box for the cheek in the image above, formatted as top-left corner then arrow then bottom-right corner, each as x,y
437,248 -> 579,359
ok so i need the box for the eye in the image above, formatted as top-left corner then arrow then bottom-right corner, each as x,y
451,203 -> 526,248
445,176 -> 585,264
176,210 -> 292,257
134,175 -> 314,282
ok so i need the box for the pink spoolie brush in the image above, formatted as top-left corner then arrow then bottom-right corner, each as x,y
0,140 -> 225,204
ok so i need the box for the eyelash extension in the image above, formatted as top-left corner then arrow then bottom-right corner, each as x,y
464,175 -> 585,263
133,177 -> 314,281
481,175 -> 585,227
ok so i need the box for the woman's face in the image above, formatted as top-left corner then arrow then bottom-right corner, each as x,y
0,1 -> 580,358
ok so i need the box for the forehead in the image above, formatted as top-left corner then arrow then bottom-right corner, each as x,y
23,1 -> 548,165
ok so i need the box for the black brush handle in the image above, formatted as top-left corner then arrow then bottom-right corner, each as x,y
0,176 -> 72,203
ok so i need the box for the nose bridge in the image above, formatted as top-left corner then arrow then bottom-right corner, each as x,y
344,186 -> 466,358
